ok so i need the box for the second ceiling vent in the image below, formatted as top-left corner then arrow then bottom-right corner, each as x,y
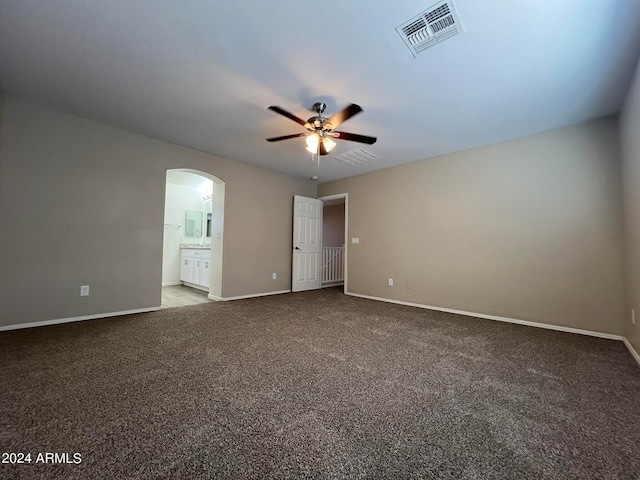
396,0 -> 465,57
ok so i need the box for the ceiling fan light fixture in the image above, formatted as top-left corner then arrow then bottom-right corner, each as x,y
323,137 -> 337,152
305,133 -> 319,153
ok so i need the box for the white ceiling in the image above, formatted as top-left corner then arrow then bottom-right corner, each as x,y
1,1 -> 640,183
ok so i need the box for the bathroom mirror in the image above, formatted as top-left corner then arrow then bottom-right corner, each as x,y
185,210 -> 203,237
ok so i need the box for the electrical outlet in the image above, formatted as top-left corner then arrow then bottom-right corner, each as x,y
404,281 -> 410,289
272,273 -> 277,280
633,309 -> 636,325
388,278 -> 394,287
80,285 -> 90,297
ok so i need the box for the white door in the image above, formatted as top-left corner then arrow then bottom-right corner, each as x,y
292,195 -> 322,292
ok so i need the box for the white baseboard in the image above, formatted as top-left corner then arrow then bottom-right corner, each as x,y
0,307 -> 161,332
162,281 -> 182,287
209,289 -> 291,302
3,290 -> 638,367
623,338 -> 640,366
182,281 -> 209,292
345,291 -> 625,341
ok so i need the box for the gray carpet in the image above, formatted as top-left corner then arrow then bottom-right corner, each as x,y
1,287 -> 639,479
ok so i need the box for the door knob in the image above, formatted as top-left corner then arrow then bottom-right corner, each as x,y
294,246 -> 301,250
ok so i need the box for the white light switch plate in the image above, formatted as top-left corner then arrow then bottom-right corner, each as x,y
351,237 -> 360,244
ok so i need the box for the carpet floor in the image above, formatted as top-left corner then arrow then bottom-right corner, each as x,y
1,288 -> 639,479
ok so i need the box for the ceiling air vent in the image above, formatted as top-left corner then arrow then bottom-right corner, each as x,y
335,148 -> 380,166
396,0 -> 465,57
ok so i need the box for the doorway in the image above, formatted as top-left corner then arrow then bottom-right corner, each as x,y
162,169 -> 225,306
291,193 -> 348,294
320,194 -> 347,293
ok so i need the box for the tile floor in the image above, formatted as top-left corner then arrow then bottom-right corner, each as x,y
161,285 -> 212,309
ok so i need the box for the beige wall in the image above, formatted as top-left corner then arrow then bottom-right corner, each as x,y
0,83 -> 4,146
621,57 -> 640,353
323,204 -> 345,247
0,98 -> 315,328
319,118 -> 625,335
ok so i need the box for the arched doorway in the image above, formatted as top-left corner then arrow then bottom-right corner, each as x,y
161,169 -> 225,305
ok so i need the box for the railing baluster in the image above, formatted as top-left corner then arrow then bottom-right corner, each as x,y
321,246 -> 345,284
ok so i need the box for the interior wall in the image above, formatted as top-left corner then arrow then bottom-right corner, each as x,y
209,180 -> 225,299
0,97 -> 316,328
0,83 -> 4,147
319,117 -> 625,335
323,204 -> 345,247
165,183 -> 206,242
620,56 -> 640,353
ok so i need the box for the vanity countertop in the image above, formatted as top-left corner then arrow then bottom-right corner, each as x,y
179,244 -> 211,250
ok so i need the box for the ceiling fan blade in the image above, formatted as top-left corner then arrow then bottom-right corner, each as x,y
266,133 -> 307,142
267,106 -> 308,126
327,104 -> 363,129
333,131 -> 377,145
319,140 -> 328,156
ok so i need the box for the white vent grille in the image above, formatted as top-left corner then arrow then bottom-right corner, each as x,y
335,148 -> 380,166
396,0 -> 465,57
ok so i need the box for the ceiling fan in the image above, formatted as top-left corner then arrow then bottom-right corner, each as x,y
266,102 -> 377,155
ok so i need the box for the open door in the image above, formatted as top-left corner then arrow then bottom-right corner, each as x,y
292,195 -> 322,292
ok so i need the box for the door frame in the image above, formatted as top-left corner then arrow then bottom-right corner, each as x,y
318,193 -> 348,293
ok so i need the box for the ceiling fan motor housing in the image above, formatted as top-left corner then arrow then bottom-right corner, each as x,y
308,103 -> 330,131
312,102 -> 327,114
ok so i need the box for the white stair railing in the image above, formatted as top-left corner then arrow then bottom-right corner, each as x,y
322,247 -> 344,284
